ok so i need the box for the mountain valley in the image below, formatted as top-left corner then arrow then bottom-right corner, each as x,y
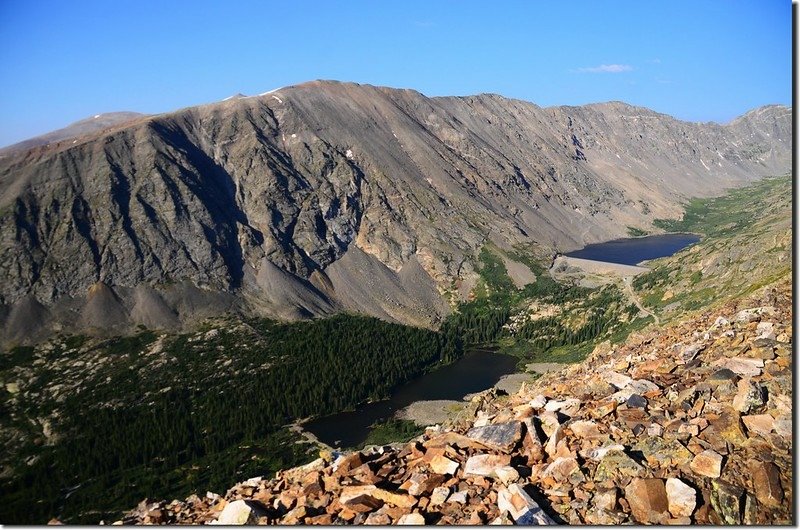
0,170 -> 791,523
0,82 -> 792,524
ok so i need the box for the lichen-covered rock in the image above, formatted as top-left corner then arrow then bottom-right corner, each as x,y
465,422 -> 522,452
710,480 -> 744,524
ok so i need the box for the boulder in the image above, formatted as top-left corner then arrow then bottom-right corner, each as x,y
464,454 -> 511,477
750,461 -> 783,507
580,443 -> 626,462
497,484 -> 555,524
624,478 -> 669,524
592,488 -> 617,511
742,414 -> 775,437
212,500 -> 267,525
494,466 -> 520,484
634,437 -> 693,467
713,357 -> 764,377
626,394 -> 648,409
710,480 -> 744,525
707,409 -> 747,445
604,371 -> 633,389
339,485 -> 417,508
594,450 -> 644,482
542,457 -> 585,484
732,379 -> 765,413
465,421 -> 522,452
429,486 -> 450,507
520,418 -> 546,463
396,512 -> 426,525
665,478 -> 696,517
568,420 -> 602,439
429,454 -> 459,475
543,398 -> 581,416
405,473 -> 446,496
690,450 -> 723,478
628,379 -> 660,394
544,425 -> 564,457
447,491 -> 468,504
529,394 -> 548,409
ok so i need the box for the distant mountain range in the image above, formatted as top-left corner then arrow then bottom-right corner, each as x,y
0,80 -> 791,344
0,112 -> 146,156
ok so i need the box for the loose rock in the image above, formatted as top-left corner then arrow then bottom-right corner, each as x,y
665,478 -> 696,518
690,450 -> 724,478
625,478 -> 669,524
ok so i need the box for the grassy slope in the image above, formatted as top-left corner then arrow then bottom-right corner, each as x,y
634,175 -> 791,321
448,243 -> 649,366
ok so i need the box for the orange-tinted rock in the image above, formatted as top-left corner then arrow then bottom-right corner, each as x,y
750,461 -> 783,507
742,414 -> 775,437
690,450 -> 723,478
429,455 -> 459,475
463,454 -> 511,477
625,478 -> 669,524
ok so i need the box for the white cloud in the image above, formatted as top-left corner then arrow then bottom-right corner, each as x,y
577,64 -> 633,73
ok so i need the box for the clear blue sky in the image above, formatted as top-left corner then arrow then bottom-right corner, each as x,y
0,0 -> 791,147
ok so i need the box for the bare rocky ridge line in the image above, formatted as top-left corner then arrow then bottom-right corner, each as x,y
0,81 -> 791,344
0,112 -> 147,157
114,279 -> 792,525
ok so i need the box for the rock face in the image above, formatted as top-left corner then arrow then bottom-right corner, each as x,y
114,279 -> 792,525
0,81 -> 791,344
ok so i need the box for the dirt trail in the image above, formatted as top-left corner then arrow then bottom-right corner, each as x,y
622,275 -> 660,326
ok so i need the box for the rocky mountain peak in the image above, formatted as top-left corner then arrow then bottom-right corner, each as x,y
0,82 -> 792,345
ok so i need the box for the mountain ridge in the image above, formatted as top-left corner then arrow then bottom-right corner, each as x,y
0,111 -> 147,157
0,80 -> 791,345
2,81 -> 787,160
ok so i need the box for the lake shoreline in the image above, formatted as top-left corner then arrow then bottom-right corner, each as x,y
302,349 -> 519,448
397,362 -> 565,427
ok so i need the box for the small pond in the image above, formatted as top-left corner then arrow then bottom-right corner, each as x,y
303,348 -> 518,448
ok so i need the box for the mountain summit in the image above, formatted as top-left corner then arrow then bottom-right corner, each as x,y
0,81 -> 791,344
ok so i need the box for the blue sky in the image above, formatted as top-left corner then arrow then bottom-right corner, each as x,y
0,0 -> 791,147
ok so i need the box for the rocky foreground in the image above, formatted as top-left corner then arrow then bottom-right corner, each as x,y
114,280 -> 791,525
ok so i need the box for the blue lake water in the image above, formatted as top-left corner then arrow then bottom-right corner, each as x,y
565,233 -> 700,265
303,348 -> 518,449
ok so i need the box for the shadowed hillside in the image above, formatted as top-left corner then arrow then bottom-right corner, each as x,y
0,82 -> 791,344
